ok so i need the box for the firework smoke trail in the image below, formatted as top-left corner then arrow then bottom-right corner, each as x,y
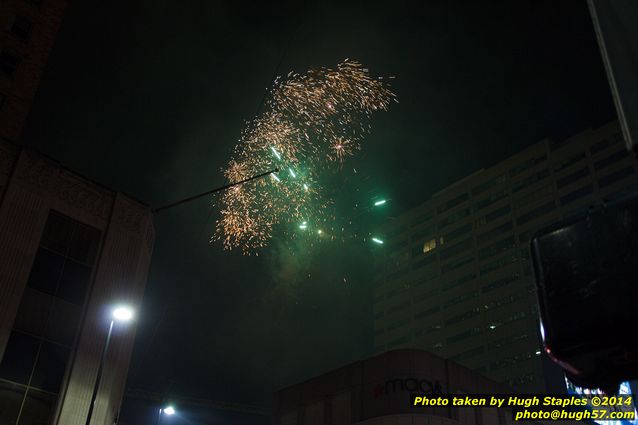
216,60 -> 396,253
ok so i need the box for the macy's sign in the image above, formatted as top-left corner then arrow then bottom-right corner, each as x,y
373,377 -> 444,398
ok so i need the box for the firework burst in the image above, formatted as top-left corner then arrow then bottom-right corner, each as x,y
215,60 -> 396,253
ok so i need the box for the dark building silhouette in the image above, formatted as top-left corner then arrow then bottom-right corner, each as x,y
373,121 -> 638,393
0,1 -> 155,424
0,0 -> 66,145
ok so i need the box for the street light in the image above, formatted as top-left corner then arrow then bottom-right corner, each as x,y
84,305 -> 135,425
157,405 -> 176,424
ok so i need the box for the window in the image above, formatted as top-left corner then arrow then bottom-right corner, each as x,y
511,169 -> 549,193
445,307 -> 481,325
483,292 -> 524,311
11,15 -> 33,40
599,166 -> 635,188
477,221 -> 512,245
437,193 -> 468,214
413,270 -> 438,287
484,205 -> 511,224
19,390 -> 58,425
474,189 -> 508,212
489,310 -> 527,328
472,174 -> 507,196
443,223 -> 472,243
0,331 -> 40,384
414,288 -> 442,303
0,50 -> 20,77
411,225 -> 434,242
445,273 -> 476,291
490,352 -> 533,371
479,255 -> 514,276
560,185 -> 593,206
439,237 -> 474,261
386,301 -> 410,315
0,381 -> 25,425
603,183 -> 638,202
387,267 -> 408,281
415,323 -> 442,336
414,306 -> 440,319
482,273 -> 518,293
441,254 -> 474,274
387,318 -> 410,331
13,288 -> 52,337
509,154 -> 547,178
508,374 -> 536,387
56,260 -> 92,304
438,208 -> 470,229
31,343 -> 69,392
554,152 -> 586,172
444,291 -> 480,309
594,149 -> 628,172
590,137 -> 616,154
27,248 -> 64,294
447,327 -> 481,344
388,238 -> 408,252
556,167 -> 589,189
479,236 -> 515,260
411,211 -> 433,228
516,201 -> 555,226
422,238 -> 437,254
450,346 -> 484,361
387,224 -> 407,238
488,334 -> 529,351
412,255 -> 436,270
0,211 -> 101,425
512,184 -> 552,209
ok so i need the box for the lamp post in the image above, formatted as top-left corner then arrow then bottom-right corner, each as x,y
84,305 -> 135,425
157,405 -> 176,424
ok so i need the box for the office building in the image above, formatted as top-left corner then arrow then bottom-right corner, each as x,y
1,1 -> 155,424
0,141 -> 154,424
373,121 -> 638,392
274,349 -> 522,425
1,0 -> 67,145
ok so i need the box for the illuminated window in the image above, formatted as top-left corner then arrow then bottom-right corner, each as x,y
423,238 -> 437,254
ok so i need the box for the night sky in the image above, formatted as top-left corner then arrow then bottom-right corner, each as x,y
21,0 -> 615,422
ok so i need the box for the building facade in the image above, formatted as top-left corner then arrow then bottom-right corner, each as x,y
373,121 -> 638,393
0,1 -> 155,424
0,141 -> 154,424
274,349 -> 524,425
0,0 -> 67,145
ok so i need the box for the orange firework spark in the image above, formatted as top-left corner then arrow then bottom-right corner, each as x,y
215,60 -> 396,253
328,138 -> 360,163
